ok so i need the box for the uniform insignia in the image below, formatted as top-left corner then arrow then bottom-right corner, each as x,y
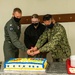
9,27 -> 13,31
10,24 -> 12,26
9,24 -> 13,31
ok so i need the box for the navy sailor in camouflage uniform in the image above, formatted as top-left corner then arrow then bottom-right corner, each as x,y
3,8 -> 27,61
27,14 -> 71,62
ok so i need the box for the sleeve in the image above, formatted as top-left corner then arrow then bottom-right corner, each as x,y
24,29 -> 33,49
35,30 -> 48,49
39,26 -> 64,52
7,24 -> 27,51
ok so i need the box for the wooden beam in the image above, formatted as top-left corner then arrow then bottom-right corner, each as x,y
20,13 -> 75,24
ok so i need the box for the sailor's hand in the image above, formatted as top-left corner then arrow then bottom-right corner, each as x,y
33,50 -> 40,55
32,47 -> 38,51
27,49 -> 35,56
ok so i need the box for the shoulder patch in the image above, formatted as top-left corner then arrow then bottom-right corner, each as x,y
9,24 -> 13,31
9,27 -> 13,31
10,24 -> 12,26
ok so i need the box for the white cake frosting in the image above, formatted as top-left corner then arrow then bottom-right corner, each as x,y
4,58 -> 47,72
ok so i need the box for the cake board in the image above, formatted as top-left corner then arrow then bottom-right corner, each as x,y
0,62 -> 47,75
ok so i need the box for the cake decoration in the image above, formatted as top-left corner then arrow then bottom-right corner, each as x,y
4,58 -> 47,72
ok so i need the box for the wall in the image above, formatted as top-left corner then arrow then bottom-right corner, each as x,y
0,0 -> 75,61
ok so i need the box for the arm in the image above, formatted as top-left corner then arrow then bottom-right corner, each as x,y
24,30 -> 33,49
35,30 -> 48,49
39,26 -> 64,52
7,24 -> 27,51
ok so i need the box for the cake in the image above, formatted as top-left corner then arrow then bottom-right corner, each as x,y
4,58 -> 47,72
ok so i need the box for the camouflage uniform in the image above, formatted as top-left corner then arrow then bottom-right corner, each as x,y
35,23 -> 71,62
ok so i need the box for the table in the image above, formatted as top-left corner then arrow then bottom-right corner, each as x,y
0,62 -> 69,75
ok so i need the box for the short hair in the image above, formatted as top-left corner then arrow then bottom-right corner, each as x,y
13,8 -> 22,13
43,14 -> 52,21
31,14 -> 39,18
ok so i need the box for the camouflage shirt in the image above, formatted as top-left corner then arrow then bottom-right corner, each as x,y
35,23 -> 71,59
